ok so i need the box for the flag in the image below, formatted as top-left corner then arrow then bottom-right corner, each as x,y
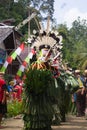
16,48 -> 36,77
0,43 -> 25,72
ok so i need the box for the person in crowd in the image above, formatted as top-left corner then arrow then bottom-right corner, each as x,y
0,72 -> 7,128
83,70 -> 87,117
7,81 -> 15,102
75,70 -> 86,117
83,70 -> 87,88
12,82 -> 23,102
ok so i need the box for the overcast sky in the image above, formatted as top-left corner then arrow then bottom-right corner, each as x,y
54,0 -> 87,28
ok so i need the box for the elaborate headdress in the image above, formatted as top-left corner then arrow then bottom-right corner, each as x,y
26,17 -> 63,66
27,17 -> 63,50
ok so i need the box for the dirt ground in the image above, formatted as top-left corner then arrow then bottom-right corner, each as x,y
1,115 -> 87,130
52,115 -> 87,130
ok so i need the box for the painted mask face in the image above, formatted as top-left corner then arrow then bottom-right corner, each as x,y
41,48 -> 49,57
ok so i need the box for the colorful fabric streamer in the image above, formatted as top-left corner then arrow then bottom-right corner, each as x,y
0,43 -> 25,72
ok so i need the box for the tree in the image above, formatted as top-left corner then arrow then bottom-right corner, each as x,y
0,0 -> 54,36
27,0 -> 54,21
69,17 -> 87,69
57,24 -> 72,65
57,18 -> 87,70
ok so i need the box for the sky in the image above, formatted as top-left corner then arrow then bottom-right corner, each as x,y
54,0 -> 87,28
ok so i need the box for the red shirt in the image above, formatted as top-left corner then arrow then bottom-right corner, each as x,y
13,85 -> 22,101
0,78 -> 6,102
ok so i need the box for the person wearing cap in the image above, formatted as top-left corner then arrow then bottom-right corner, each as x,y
0,72 -> 7,128
75,70 -> 86,117
8,81 -> 14,92
83,70 -> 87,115
7,81 -> 15,102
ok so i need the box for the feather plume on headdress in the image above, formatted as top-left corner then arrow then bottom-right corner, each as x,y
26,17 -> 63,65
27,17 -> 63,50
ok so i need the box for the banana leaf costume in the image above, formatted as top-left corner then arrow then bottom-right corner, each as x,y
23,22 -> 79,130
53,70 -> 79,122
23,68 -> 56,130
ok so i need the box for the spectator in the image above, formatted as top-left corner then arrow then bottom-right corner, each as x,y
0,72 -> 7,128
83,70 -> 87,116
7,81 -> 15,102
12,83 -> 23,102
75,70 -> 86,117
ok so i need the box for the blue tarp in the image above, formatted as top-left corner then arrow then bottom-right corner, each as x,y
0,48 -> 6,64
0,59 -> 3,64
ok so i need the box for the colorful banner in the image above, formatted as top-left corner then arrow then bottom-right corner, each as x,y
0,43 -> 25,72
16,48 -> 36,77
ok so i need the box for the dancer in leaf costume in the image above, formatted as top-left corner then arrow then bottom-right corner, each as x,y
23,19 -> 79,130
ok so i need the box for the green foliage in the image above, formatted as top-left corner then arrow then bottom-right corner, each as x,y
24,68 -> 54,94
7,100 -> 23,117
57,18 -> 87,69
23,68 -> 56,130
54,70 -> 79,121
